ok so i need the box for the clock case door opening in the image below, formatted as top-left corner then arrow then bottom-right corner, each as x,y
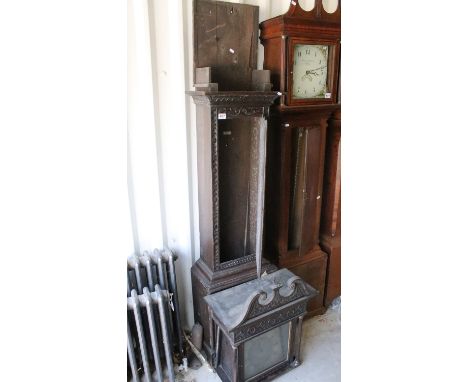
217,117 -> 265,266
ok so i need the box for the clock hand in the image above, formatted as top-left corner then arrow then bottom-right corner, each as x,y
301,66 -> 327,81
305,66 -> 327,74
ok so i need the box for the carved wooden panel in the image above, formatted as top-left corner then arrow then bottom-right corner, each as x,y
233,302 -> 307,343
240,281 -> 310,324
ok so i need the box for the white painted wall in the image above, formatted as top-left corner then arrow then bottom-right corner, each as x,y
127,0 -> 339,329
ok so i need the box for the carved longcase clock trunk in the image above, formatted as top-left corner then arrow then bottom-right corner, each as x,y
260,0 -> 341,316
189,0 -> 281,364
189,90 -> 278,362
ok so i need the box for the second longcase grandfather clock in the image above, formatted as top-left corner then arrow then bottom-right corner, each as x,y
260,0 -> 341,315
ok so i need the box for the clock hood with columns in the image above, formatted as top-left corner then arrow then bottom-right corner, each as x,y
260,0 -> 340,107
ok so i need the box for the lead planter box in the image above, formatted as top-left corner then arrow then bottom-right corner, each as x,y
204,269 -> 317,382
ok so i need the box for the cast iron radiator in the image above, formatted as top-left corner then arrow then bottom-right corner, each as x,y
127,249 -> 183,382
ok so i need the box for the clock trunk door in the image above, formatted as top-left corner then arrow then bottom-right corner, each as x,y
288,125 -> 325,256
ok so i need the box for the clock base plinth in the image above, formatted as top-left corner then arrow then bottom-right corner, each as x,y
321,234 -> 341,307
191,258 -> 277,365
276,247 -> 328,317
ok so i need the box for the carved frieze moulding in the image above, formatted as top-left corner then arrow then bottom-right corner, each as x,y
233,302 -> 307,343
191,93 -> 278,107
217,254 -> 256,270
216,106 -> 266,118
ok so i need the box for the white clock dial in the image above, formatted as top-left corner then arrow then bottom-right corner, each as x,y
292,44 -> 329,99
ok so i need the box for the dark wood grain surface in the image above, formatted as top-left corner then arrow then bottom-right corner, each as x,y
194,0 -> 259,91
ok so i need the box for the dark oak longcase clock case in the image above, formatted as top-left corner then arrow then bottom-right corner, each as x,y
260,0 -> 341,316
189,0 -> 279,365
